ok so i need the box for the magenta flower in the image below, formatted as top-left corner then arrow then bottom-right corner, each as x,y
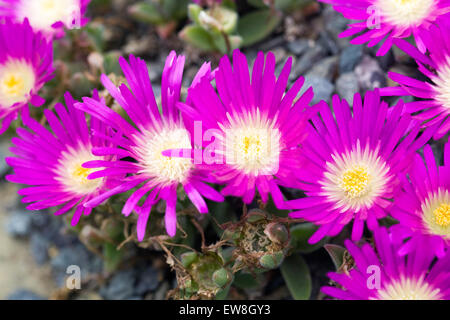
178,49 -> 315,208
5,92 -> 118,226
390,141 -> 450,258
75,52 -> 224,240
322,226 -> 450,300
319,0 -> 450,55
0,19 -> 54,134
0,0 -> 90,37
284,90 -> 437,243
381,20 -> 450,140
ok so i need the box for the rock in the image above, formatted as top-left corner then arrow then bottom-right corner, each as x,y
50,244 -> 103,287
271,48 -> 288,65
286,39 -> 312,56
336,72 -> 360,104
8,289 -> 45,300
306,56 -> 338,81
354,56 -> 387,92
154,281 -> 170,300
318,31 -> 339,55
147,62 -> 164,83
30,233 -> 50,265
339,45 -> 363,73
0,140 -> 12,176
323,5 -> 349,37
100,269 -> 136,300
123,35 -> 154,56
301,76 -> 335,105
290,45 -> 327,80
260,36 -> 285,52
134,266 -> 159,296
6,210 -> 32,238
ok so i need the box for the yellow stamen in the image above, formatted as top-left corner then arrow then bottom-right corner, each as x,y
72,165 -> 91,181
339,165 -> 371,199
3,74 -> 24,95
434,203 -> 450,227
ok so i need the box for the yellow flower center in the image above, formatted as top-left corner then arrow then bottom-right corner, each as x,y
422,189 -> 450,238
223,109 -> 281,176
376,0 -> 435,27
55,146 -> 105,196
72,165 -> 91,181
434,203 -> 450,227
375,276 -> 442,300
134,127 -> 194,186
0,59 -> 36,107
3,75 -> 24,95
339,165 -> 371,199
17,0 -> 79,32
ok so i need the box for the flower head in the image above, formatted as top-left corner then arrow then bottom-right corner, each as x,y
5,92 -> 117,226
178,49 -> 315,208
319,0 -> 450,55
391,140 -> 450,258
381,19 -> 450,140
285,90 -> 437,243
76,52 -> 224,240
322,226 -> 450,300
0,0 -> 90,37
0,19 -> 54,134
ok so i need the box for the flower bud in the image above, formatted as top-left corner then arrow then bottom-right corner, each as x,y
181,251 -> 198,268
259,251 -> 284,269
212,268 -> 230,288
264,222 -> 289,245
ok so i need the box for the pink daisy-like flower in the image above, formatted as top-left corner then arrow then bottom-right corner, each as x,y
322,226 -> 450,300
5,91 -> 118,226
0,19 -> 54,134
381,20 -> 450,140
390,141 -> 450,258
0,0 -> 90,38
75,52 -> 224,240
319,0 -> 450,55
178,49 -> 315,208
284,90 -> 437,244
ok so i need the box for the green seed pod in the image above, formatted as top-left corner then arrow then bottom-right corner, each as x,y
181,252 -> 198,268
259,251 -> 285,269
264,222 -> 289,245
246,209 -> 268,223
184,279 -> 199,294
212,268 -> 230,288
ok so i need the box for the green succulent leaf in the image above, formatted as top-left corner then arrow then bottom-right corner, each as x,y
188,3 -> 203,25
238,9 -> 282,47
128,1 -> 165,25
290,223 -> 328,254
324,244 -> 347,270
180,25 -> 216,52
103,242 -> 123,273
280,254 -> 312,300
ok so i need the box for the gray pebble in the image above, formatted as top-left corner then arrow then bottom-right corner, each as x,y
306,56 -> 338,81
8,289 -> 45,300
301,76 -> 335,105
339,45 -> 363,73
6,210 -> 32,238
336,72 -> 360,104
286,39 -> 311,56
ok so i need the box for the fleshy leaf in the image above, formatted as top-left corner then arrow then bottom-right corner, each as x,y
281,253 -> 312,300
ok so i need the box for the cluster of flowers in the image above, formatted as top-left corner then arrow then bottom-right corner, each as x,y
0,0 -> 449,299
